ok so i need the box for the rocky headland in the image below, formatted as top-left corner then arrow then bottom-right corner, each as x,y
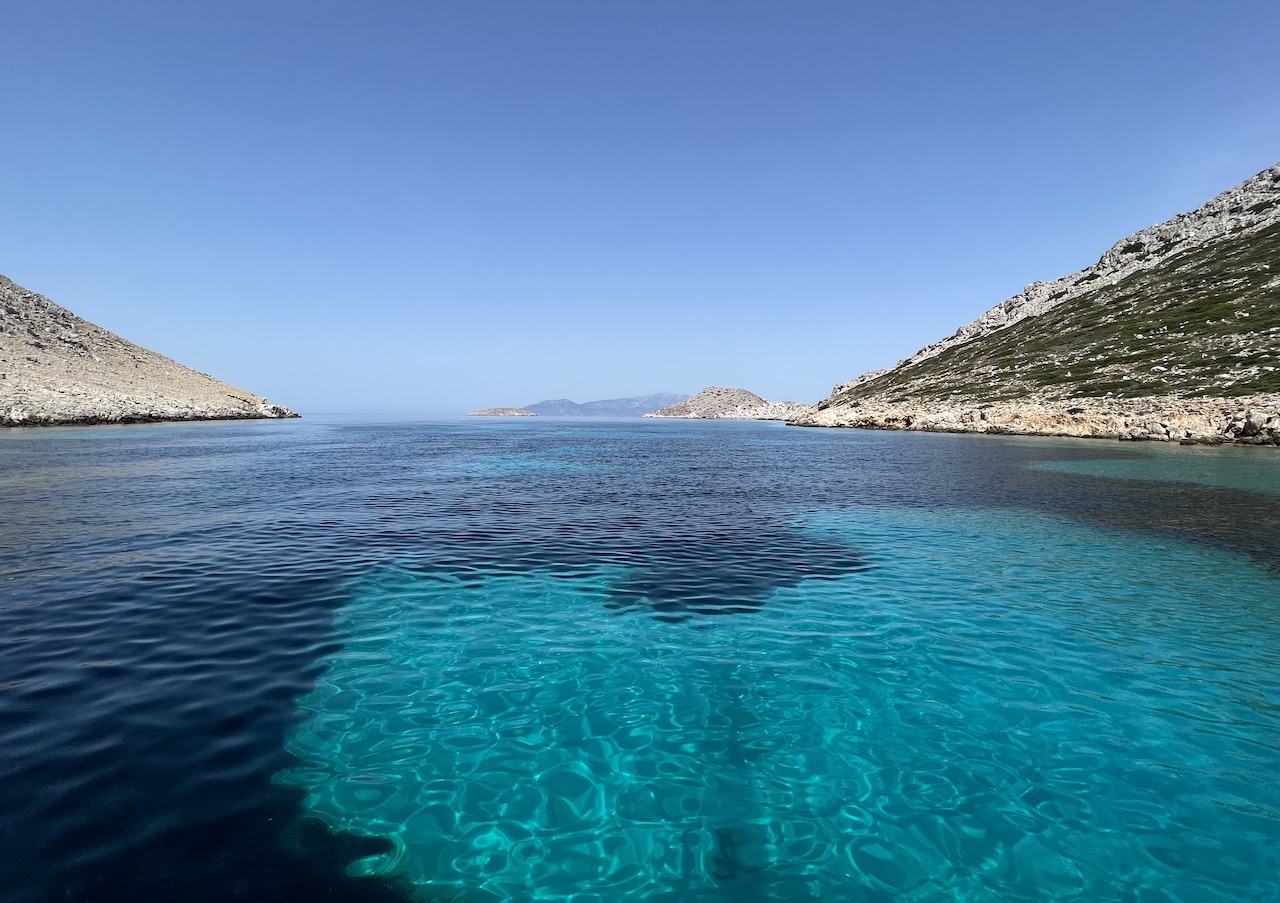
792,162 -> 1280,446
646,386 -> 812,421
469,408 -> 537,416
1,274 -> 297,427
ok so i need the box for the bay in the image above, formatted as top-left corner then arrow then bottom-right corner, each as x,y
2,417 -> 1278,902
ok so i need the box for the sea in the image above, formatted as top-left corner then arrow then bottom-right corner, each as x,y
2,416 -> 1278,903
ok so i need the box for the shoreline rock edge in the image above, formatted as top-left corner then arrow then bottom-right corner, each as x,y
789,394 -> 1280,446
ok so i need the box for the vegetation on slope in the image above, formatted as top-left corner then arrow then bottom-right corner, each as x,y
825,222 -> 1280,409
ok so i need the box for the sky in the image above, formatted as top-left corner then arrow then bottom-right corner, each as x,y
2,1 -> 1278,415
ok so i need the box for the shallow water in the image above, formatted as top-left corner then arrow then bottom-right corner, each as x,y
1032,440 -> 1280,496
2,418 -> 1278,902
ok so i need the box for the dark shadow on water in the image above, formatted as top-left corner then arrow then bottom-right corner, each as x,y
603,529 -> 870,619
710,826 -> 765,882
0,568 -> 424,903
43,803 -> 418,903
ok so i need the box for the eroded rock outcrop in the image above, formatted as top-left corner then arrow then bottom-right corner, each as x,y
1,274 -> 297,426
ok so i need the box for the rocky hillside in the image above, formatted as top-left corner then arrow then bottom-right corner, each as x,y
469,407 -> 536,416
1,274 -> 297,426
793,163 -> 1280,445
646,386 -> 812,421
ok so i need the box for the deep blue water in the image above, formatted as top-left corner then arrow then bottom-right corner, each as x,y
2,417 -> 1279,902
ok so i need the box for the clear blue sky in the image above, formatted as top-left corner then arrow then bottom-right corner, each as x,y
2,1 -> 1277,415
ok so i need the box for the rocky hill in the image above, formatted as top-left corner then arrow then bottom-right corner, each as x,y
792,163 -> 1280,445
469,407 -> 536,416
525,393 -> 689,417
646,386 -> 812,421
1,274 -> 297,426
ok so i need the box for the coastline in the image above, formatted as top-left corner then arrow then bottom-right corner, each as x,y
1,408 -> 298,428
1,388 -> 297,428
788,393 -> 1280,446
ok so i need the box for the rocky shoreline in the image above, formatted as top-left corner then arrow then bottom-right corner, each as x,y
2,400 -> 296,428
789,394 -> 1280,446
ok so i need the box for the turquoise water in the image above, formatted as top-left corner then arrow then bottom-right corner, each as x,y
280,504 -> 1280,902
5,418 -> 1279,903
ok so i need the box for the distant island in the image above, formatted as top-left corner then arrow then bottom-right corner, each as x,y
0,274 -> 297,427
646,386 -> 812,421
470,393 -> 690,418
525,393 -> 689,417
792,162 -> 1280,446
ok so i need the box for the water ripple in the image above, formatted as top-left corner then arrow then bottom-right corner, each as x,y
2,418 -> 1279,902
281,506 -> 1280,901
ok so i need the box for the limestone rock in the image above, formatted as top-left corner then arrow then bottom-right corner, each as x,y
0,274 -> 297,427
791,394 -> 1280,446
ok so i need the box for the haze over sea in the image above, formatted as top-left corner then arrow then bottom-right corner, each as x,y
2,417 -> 1278,902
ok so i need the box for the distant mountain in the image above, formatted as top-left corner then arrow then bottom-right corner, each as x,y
645,387 -> 812,421
469,408 -> 535,416
794,162 -> 1280,445
524,393 -> 689,417
522,398 -> 581,416
1,273 -> 296,426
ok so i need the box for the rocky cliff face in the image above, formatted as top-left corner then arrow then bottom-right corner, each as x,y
0,274 -> 297,426
645,386 -> 812,421
796,163 -> 1280,445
